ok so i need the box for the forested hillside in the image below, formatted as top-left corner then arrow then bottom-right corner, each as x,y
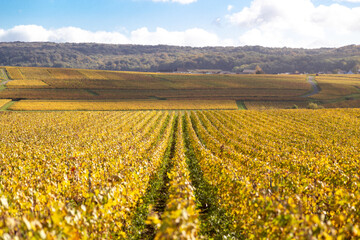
1,42 -> 360,73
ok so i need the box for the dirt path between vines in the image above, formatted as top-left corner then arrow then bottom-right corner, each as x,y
0,68 -> 11,87
302,76 -> 320,98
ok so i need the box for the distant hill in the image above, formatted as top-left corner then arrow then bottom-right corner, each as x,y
1,42 -> 360,74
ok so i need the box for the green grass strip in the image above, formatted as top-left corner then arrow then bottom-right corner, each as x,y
128,115 -> 178,240
0,101 -> 15,111
182,114 -> 242,240
0,68 -> 8,80
0,68 -> 10,91
85,89 -> 99,96
236,100 -> 247,110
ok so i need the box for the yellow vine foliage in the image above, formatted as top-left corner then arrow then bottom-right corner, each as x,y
6,80 -> 49,87
0,99 -> 11,109
5,67 -> 24,80
0,111 -> 174,238
153,115 -> 200,240
184,109 -> 360,239
9,100 -> 238,111
0,109 -> 360,239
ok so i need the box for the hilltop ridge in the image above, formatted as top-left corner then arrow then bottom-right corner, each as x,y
1,42 -> 360,74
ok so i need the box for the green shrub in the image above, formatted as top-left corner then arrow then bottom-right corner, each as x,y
307,102 -> 324,109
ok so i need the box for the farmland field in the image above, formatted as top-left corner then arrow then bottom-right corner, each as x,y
1,109 -> 359,239
0,99 -> 11,109
302,74 -> 360,109
6,80 -> 49,88
244,100 -> 309,110
1,66 -> 360,238
1,67 -> 360,110
4,67 -> 310,91
9,100 -> 238,111
312,74 -> 360,100
0,67 -> 310,104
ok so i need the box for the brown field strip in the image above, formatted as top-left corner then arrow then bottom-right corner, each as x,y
323,99 -> 360,108
0,88 -> 307,101
245,101 -> 309,110
0,89 -> 93,99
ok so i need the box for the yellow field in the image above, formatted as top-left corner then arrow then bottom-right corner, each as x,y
6,80 -> 49,87
3,66 -> 309,91
0,69 -> 6,80
312,74 -> 360,99
78,69 -> 107,80
1,109 -> 359,238
11,67 -> 52,80
9,100 -> 238,111
4,66 -> 360,110
0,99 -> 11,109
5,67 -> 23,80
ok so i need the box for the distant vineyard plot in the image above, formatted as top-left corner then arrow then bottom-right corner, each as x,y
245,100 -> 309,110
9,100 -> 238,111
1,67 -> 309,100
0,99 -> 11,110
312,74 -> 360,100
309,74 -> 360,108
1,67 -> 360,110
6,80 -> 49,88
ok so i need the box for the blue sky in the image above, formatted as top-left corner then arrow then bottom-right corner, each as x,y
0,0 -> 360,48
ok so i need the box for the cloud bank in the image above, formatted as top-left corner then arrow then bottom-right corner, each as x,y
1,0 -> 360,48
227,0 -> 360,48
0,25 -> 232,47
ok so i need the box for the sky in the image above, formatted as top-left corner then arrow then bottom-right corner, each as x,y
0,0 -> 360,48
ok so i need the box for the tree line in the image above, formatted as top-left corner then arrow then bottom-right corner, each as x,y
0,42 -> 359,74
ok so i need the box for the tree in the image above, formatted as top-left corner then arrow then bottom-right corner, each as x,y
232,66 -> 243,73
255,65 -> 265,74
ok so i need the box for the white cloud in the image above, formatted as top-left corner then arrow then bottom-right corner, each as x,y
0,25 -> 50,42
336,0 -> 360,2
152,0 -> 197,4
0,25 -> 130,44
131,27 -> 233,46
50,27 -> 129,43
227,0 -> 360,48
0,25 -> 231,47
2,0 -> 360,49
227,5 -> 234,11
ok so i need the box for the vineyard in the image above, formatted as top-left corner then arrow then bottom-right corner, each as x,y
6,80 -> 49,88
4,67 -> 309,91
0,99 -> 11,110
0,67 -> 310,102
1,66 -> 360,109
244,101 -> 309,110
1,109 -> 359,239
313,74 -> 360,100
8,100 -> 238,111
